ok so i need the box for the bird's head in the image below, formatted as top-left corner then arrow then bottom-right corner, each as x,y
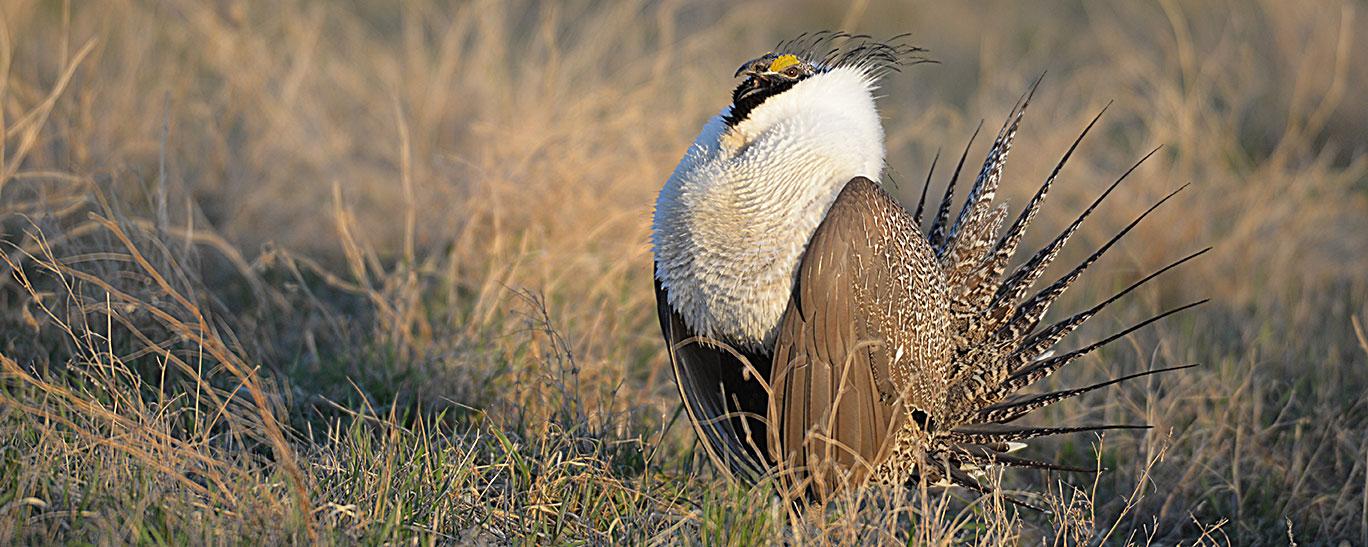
731,53 -> 817,105
722,33 -> 932,127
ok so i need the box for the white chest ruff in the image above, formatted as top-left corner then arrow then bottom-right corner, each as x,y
652,67 -> 886,352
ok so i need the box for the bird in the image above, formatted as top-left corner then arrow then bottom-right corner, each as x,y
650,32 -> 1204,504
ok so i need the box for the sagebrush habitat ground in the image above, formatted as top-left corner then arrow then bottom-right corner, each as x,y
1,1 -> 1366,544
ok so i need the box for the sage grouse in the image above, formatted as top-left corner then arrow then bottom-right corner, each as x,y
651,33 -> 1204,502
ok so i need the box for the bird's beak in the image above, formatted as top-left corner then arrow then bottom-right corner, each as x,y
733,61 -> 756,79
734,55 -> 775,79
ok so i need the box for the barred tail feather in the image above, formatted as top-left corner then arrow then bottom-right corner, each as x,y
911,83 -> 1203,505
945,106 -> 1114,362
983,181 -> 1188,352
988,145 -> 1161,317
928,122 -> 981,249
957,105 -> 1111,330
994,299 -> 1207,396
947,424 -> 1151,444
952,446 -> 1101,473
943,177 -> 1195,420
977,363 -> 1199,424
945,205 -> 1008,303
1000,246 -> 1211,375
914,147 -> 941,225
987,103 -> 1110,277
940,75 -> 1042,262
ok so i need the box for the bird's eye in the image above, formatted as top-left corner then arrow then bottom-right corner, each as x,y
784,66 -> 802,78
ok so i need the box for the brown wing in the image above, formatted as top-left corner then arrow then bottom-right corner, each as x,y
769,177 -> 951,499
654,275 -> 773,482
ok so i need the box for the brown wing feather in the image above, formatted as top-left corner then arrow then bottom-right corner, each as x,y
770,177 -> 952,499
654,276 -> 773,482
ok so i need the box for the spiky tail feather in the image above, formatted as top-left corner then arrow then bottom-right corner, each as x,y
915,80 -> 1202,504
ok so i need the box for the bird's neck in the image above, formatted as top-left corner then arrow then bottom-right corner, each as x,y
652,67 -> 887,351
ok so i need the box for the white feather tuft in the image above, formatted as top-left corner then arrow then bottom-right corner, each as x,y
652,66 -> 886,351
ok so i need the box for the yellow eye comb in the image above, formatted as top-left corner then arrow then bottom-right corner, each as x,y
768,54 -> 801,73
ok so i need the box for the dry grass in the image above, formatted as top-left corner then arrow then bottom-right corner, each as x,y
0,0 -> 1365,544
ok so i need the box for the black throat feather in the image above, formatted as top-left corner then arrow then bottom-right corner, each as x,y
724,77 -> 799,127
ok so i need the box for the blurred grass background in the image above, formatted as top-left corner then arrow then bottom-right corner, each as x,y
0,0 -> 1365,544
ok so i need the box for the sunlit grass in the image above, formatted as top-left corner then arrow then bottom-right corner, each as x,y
1,0 -> 1365,543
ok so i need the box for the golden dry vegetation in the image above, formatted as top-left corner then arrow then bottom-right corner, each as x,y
1,0 -> 1366,544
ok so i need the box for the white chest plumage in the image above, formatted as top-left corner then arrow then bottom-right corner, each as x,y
652,67 -> 887,352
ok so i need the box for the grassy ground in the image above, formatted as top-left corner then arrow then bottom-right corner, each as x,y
1,0 -> 1365,544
